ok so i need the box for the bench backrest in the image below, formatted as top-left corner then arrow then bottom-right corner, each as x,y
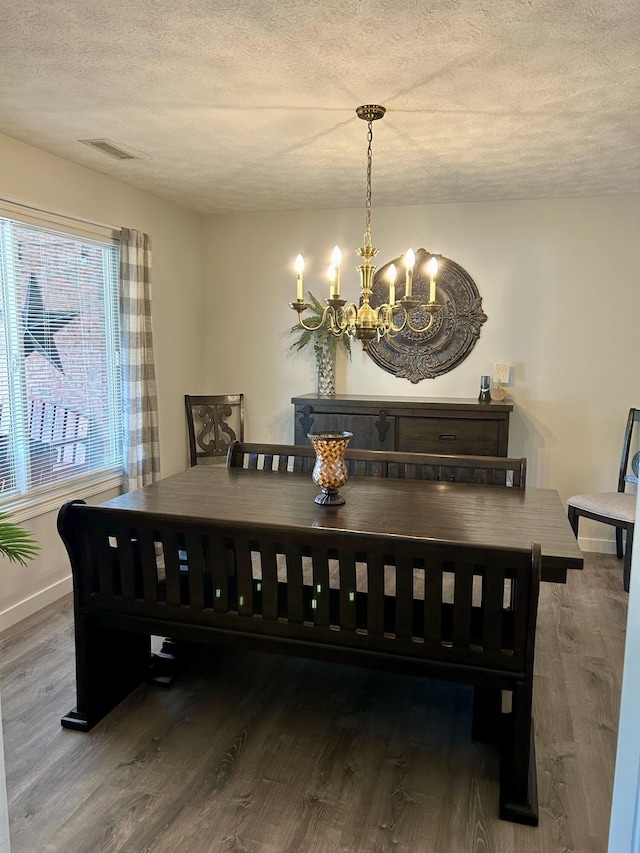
227,441 -> 526,488
59,500 -> 540,681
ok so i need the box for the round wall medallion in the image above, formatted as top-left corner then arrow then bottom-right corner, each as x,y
366,248 -> 487,382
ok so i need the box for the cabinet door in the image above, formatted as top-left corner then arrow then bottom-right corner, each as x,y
295,409 -> 396,450
398,417 -> 501,456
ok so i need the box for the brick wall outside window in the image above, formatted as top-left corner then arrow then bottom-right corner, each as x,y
0,220 -> 121,497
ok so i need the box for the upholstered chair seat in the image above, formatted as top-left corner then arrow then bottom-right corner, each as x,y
566,492 -> 636,523
567,407 -> 638,592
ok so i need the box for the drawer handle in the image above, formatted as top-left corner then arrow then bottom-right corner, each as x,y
439,434 -> 457,441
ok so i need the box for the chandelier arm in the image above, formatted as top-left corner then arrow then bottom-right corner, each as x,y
331,302 -> 355,334
404,311 -> 436,334
380,304 -> 408,334
294,304 -> 334,333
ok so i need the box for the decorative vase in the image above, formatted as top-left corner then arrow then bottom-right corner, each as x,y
316,338 -> 336,398
308,431 -> 353,506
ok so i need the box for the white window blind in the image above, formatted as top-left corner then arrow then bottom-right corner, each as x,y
0,216 -> 122,505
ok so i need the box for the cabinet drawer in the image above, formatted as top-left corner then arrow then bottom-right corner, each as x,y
398,417 -> 501,456
293,395 -> 512,457
295,410 -> 396,450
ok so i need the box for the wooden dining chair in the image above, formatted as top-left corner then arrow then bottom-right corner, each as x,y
184,394 -> 244,466
567,407 -> 639,591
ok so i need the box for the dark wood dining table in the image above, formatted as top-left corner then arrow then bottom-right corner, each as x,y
103,463 -> 583,584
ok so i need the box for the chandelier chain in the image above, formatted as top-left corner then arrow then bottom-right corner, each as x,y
365,120 -> 373,248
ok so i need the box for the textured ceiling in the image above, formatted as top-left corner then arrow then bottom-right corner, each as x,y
1,0 -> 639,214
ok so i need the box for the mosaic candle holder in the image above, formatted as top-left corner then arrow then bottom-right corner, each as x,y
307,431 -> 353,505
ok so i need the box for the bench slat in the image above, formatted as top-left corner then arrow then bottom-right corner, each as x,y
395,555 -> 413,639
260,541 -> 279,621
235,535 -> 254,617
452,559 -> 474,649
311,546 -> 330,628
482,567 -> 505,653
284,544 -> 304,624
366,553 -> 385,636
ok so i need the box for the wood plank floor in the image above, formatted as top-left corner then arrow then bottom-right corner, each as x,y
0,552 -> 627,853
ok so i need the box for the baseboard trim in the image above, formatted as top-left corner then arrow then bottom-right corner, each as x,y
577,536 -> 620,555
0,575 -> 72,634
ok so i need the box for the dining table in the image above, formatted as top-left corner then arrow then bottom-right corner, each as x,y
103,462 -> 584,584
64,460 -> 583,824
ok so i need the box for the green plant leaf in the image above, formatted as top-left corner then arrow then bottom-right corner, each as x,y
0,512 -> 40,567
288,290 -> 352,363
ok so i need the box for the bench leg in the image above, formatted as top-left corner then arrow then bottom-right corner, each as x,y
149,637 -> 183,686
499,682 -> 539,825
61,614 -> 151,732
472,686 -> 502,743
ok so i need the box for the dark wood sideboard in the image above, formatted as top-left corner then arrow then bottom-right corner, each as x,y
292,394 -> 513,456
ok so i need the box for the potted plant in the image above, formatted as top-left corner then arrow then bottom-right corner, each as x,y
290,291 -> 351,398
0,511 -> 40,566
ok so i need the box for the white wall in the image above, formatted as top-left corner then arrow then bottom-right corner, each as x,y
1,129 -> 638,632
201,195 -> 640,531
0,132 -> 204,630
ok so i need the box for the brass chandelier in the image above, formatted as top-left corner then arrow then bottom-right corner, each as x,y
289,105 -> 441,350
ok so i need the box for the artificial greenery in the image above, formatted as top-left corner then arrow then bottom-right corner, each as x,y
289,290 -> 351,370
0,511 -> 40,567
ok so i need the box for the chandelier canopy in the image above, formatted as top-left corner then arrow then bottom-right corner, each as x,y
289,105 -> 441,350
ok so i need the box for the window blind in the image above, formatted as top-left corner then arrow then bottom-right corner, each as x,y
0,217 -> 122,501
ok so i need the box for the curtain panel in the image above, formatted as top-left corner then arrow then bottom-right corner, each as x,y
119,228 -> 160,492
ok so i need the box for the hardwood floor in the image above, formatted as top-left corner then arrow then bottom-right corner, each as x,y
0,552 -> 627,853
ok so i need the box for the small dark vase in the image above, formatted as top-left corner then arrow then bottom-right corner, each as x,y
478,374 -> 491,403
308,431 -> 353,505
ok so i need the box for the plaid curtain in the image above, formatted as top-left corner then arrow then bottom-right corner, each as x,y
119,228 -> 160,491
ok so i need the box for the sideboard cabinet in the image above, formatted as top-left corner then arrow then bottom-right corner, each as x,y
292,394 -> 513,457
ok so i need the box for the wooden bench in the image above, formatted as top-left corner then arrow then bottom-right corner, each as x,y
57,498 -> 541,825
227,441 -> 527,488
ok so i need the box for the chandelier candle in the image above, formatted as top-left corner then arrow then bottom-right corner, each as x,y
328,264 -> 336,299
405,248 -> 415,298
428,256 -> 438,303
295,254 -> 304,301
289,105 -> 442,350
331,246 -> 342,297
388,263 -> 396,306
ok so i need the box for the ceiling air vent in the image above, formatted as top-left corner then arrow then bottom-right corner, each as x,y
79,138 -> 150,160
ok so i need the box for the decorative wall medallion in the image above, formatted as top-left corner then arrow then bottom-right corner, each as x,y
366,248 -> 487,383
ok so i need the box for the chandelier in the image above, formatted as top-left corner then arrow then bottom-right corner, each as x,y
289,105 -> 441,350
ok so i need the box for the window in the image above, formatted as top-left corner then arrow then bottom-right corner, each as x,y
0,214 -> 122,512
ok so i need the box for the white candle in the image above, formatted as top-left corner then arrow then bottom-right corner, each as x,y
328,264 -> 336,299
331,245 -> 342,297
295,254 -> 304,301
427,256 -> 438,303
388,263 -> 396,306
405,248 -> 415,298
